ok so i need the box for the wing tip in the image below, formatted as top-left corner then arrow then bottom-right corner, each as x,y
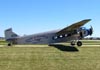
84,19 -> 91,21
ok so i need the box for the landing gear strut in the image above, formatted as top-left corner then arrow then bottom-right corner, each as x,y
70,41 -> 82,47
71,41 -> 75,46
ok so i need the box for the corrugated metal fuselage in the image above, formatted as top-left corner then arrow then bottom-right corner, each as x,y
12,30 -> 79,45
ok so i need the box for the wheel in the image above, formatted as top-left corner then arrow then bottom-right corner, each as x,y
71,41 -> 75,46
8,43 -> 12,46
77,41 -> 82,47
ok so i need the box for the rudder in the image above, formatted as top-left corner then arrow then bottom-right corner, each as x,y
5,28 -> 19,40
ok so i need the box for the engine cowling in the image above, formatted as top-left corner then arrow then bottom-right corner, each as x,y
79,26 -> 93,38
79,30 -> 89,38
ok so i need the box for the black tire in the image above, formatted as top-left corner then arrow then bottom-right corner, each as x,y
77,41 -> 82,47
8,43 -> 12,46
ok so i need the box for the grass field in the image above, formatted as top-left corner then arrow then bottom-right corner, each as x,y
0,40 -> 100,70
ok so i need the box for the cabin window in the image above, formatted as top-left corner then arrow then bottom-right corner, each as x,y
53,34 -> 71,40
53,36 -> 58,39
53,35 -> 66,40
60,35 -> 63,38
65,34 -> 67,37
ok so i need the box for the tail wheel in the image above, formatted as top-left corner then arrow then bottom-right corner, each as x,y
77,41 -> 82,47
7,42 -> 12,46
8,43 -> 11,46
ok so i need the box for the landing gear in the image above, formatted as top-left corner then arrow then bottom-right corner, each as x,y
71,41 -> 75,46
70,41 -> 82,47
77,41 -> 82,47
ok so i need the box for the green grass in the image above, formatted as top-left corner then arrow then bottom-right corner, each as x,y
82,40 -> 100,45
0,40 -> 100,70
0,40 -> 7,45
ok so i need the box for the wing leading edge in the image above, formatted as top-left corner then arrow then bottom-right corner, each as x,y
56,19 -> 91,35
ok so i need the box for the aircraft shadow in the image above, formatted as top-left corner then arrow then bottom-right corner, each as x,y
49,44 -> 79,52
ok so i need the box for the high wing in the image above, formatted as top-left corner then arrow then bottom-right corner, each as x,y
56,19 -> 91,35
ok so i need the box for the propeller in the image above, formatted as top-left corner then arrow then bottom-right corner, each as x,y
89,26 -> 93,35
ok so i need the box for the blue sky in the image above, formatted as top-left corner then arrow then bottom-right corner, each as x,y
0,0 -> 100,37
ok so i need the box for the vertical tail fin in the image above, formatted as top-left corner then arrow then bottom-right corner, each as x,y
5,28 -> 19,40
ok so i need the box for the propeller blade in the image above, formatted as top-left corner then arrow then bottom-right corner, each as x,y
90,26 -> 93,35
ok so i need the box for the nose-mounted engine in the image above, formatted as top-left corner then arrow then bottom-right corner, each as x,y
79,26 -> 93,38
89,26 -> 93,35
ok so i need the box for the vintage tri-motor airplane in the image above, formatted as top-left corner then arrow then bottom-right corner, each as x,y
5,19 -> 93,46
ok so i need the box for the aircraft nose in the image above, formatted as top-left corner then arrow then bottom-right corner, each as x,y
89,26 -> 93,35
